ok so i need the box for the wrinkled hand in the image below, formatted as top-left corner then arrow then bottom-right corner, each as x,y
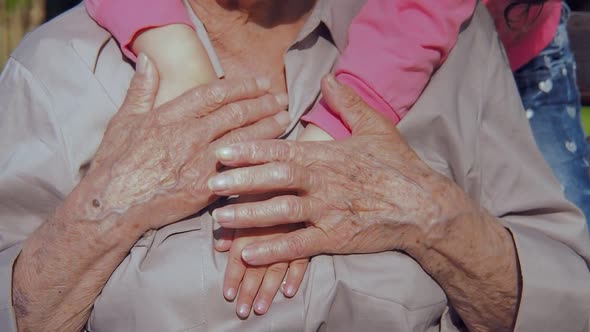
82,54 -> 290,234
207,75 -> 472,265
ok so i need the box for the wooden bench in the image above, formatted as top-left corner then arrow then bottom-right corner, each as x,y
568,11 -> 590,105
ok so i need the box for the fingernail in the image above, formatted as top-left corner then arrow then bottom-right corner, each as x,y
137,53 -> 149,74
225,288 -> 236,301
214,238 -> 226,249
212,208 -> 235,222
275,93 -> 289,107
284,284 -> 296,298
325,74 -> 339,89
254,300 -> 268,315
273,111 -> 291,127
208,175 -> 233,191
216,147 -> 236,161
242,247 -> 260,264
237,304 -> 251,318
256,77 -> 271,90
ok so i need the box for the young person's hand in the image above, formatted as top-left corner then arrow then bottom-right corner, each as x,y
216,195 -> 308,318
220,224 -> 308,318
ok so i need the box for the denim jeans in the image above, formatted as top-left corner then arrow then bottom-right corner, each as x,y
514,3 -> 590,222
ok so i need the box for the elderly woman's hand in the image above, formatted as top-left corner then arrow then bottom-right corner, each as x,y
207,75 -> 520,332
207,75 -> 468,263
81,54 -> 290,233
12,54 -> 291,332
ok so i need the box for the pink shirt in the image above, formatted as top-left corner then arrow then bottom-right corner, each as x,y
84,0 -> 561,139
85,0 -> 193,61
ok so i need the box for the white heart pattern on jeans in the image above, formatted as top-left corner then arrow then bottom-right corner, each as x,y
565,141 -> 577,154
566,106 -> 576,119
539,79 -> 553,93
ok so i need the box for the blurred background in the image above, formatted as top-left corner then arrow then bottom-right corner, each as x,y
1,0 -> 80,67
1,0 -> 589,132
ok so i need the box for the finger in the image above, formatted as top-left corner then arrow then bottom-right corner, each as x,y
208,163 -> 314,196
204,93 -> 288,142
253,262 -> 289,315
121,53 -> 160,115
214,111 -> 291,147
214,140 -> 308,167
214,227 -> 235,252
320,74 -> 394,136
212,196 -> 315,229
241,228 -> 325,266
223,243 -> 248,302
160,77 -> 272,120
282,259 -> 308,298
236,266 -> 266,318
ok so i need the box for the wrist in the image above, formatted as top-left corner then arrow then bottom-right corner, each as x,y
402,179 -> 480,261
57,174 -> 147,247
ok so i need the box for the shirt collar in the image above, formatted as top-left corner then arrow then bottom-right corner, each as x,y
78,0 -> 365,73
309,0 -> 366,52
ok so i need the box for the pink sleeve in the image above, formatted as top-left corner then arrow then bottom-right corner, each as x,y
85,0 -> 194,61
303,0 -> 476,139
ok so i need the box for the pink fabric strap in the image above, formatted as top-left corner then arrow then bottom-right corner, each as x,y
85,0 -> 194,61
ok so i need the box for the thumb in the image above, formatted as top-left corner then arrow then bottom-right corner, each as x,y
122,53 -> 160,114
321,74 -> 393,136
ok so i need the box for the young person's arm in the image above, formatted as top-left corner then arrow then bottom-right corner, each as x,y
132,24 -> 216,105
85,0 -> 216,105
302,0 -> 477,139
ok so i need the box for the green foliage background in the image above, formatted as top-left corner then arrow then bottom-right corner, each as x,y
6,0 -> 30,11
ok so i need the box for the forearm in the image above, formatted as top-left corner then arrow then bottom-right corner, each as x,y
409,199 -> 519,332
132,24 -> 216,106
12,181 -> 143,332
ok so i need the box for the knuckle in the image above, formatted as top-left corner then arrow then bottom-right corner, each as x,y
244,270 -> 265,287
276,143 -> 294,160
286,235 -> 307,258
280,197 -> 301,220
204,85 -> 229,106
237,205 -> 257,221
267,263 -> 287,275
229,253 -> 246,269
225,131 -> 247,145
237,78 -> 258,95
342,89 -> 365,109
234,169 -> 254,188
259,95 -> 278,113
276,163 -> 297,187
230,103 -> 248,125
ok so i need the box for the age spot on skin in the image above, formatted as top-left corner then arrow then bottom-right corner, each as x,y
92,199 -> 101,208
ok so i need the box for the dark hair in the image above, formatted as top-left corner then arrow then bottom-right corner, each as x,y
504,0 -> 550,28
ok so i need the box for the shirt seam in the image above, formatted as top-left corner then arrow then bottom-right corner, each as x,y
7,56 -> 77,180
69,38 -> 120,110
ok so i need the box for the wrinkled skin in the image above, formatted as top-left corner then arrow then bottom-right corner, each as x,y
12,55 -> 292,332
89,54 -> 305,319
208,75 -> 519,331
82,55 -> 290,230
209,75 -> 467,262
